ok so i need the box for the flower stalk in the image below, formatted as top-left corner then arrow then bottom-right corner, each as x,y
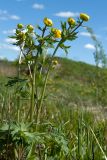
9,13 -> 90,124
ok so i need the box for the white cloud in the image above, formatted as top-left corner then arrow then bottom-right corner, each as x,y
32,3 -> 44,10
0,9 -> 20,20
80,31 -> 101,39
54,11 -> 79,18
4,38 -> 17,43
9,15 -> 20,20
79,32 -> 91,37
0,43 -> 19,51
2,29 -> 16,34
7,45 -> 19,51
84,44 -> 95,50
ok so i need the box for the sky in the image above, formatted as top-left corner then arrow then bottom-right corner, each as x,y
0,0 -> 107,65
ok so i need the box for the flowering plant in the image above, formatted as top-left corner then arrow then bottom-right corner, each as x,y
9,14 -> 90,126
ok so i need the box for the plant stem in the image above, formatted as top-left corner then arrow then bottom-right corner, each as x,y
36,39 -> 63,129
17,48 -> 22,123
90,126 -> 107,160
36,22 -> 83,128
70,21 -> 83,35
30,26 -> 47,122
30,66 -> 36,121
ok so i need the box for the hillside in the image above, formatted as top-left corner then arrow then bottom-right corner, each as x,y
0,57 -> 107,107
47,57 -> 107,107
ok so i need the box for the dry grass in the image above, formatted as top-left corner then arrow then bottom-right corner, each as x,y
0,61 -> 17,76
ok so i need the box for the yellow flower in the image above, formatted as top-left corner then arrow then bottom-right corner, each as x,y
51,28 -> 62,38
43,17 -> 53,27
68,17 -> 76,25
80,13 -> 90,21
52,60 -> 58,65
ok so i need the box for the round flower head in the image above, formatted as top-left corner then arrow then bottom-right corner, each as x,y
17,23 -> 23,29
52,60 -> 58,65
68,17 -> 76,25
52,60 -> 58,69
51,28 -> 62,38
43,17 -> 53,27
80,13 -> 90,21
27,25 -> 34,32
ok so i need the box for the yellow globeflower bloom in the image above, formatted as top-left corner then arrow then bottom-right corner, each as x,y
68,17 -> 76,25
80,13 -> 90,21
43,17 -> 53,27
52,60 -> 58,65
51,28 -> 62,38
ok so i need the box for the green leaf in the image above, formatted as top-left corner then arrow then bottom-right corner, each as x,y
5,77 -> 27,87
36,25 -> 43,31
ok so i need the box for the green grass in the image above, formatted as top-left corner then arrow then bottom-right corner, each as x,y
0,58 -> 107,159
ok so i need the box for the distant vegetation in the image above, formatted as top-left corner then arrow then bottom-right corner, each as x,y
0,59 -> 17,76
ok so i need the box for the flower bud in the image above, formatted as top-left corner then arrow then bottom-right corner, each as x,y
16,29 -> 21,34
68,17 -> 76,25
43,17 -> 53,27
51,28 -> 56,33
17,23 -> 23,29
27,25 -> 34,32
80,13 -> 90,21
18,32 -> 26,40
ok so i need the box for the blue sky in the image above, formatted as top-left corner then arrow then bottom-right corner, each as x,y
0,0 -> 107,65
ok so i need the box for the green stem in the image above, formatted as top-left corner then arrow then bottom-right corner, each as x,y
70,21 -> 83,35
90,126 -> 107,160
35,22 -> 83,128
30,66 -> 36,121
17,48 -> 22,123
30,26 -> 47,122
35,22 -> 83,126
36,39 -> 63,129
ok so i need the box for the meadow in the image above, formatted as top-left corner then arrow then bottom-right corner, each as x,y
0,57 -> 107,159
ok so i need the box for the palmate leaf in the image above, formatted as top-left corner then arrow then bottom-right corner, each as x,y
9,35 -> 17,39
36,25 -> 43,31
16,86 -> 30,98
61,21 -> 67,31
10,123 -> 37,142
68,32 -> 78,41
61,21 -> 67,38
5,77 -> 27,87
60,44 -> 71,55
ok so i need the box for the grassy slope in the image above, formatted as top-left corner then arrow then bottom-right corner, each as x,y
47,57 -> 107,107
1,57 -> 107,107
